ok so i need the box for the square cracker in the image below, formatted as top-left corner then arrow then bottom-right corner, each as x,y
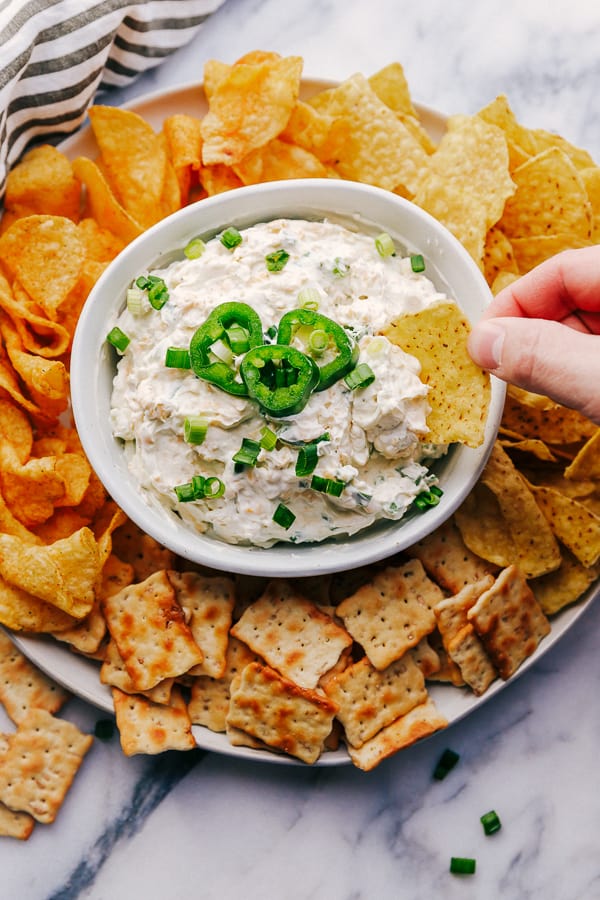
467,565 -> 551,679
335,561 -> 439,670
188,637 -> 259,732
168,571 -> 235,678
346,696 -> 448,771
0,802 -> 35,840
0,709 -> 93,824
100,639 -> 174,705
409,517 -> 498,594
112,686 -> 196,756
323,653 -> 427,748
101,570 -> 203,691
0,629 -> 68,724
226,662 -> 338,764
230,579 -> 352,689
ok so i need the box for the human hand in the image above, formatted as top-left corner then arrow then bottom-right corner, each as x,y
467,246 -> 600,423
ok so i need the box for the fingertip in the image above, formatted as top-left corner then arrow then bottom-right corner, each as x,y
468,320 -> 506,371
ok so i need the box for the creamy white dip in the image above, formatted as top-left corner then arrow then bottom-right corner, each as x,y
110,218 -> 450,547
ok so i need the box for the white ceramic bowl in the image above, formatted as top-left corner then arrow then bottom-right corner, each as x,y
71,178 -> 505,577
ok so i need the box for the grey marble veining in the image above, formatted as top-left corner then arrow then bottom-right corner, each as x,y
2,1 -> 600,898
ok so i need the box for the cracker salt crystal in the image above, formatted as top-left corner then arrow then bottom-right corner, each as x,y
346,696 -> 448,772
323,653 -> 427,748
112,686 -> 196,756
230,579 -> 352,689
168,570 -> 235,678
101,569 -> 203,692
0,630 -> 68,724
226,662 -> 338,764
335,561 -> 438,670
0,709 -> 92,824
467,565 -> 551,679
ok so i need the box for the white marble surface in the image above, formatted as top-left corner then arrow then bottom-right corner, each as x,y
3,1 -> 600,897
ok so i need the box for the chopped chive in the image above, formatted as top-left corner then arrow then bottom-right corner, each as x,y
332,257 -> 349,277
375,232 -> 395,257
295,443 -> 319,477
310,474 -> 346,496
220,226 -> 242,249
265,248 -> 290,272
224,323 -> 250,354
232,437 -> 261,467
265,324 -> 278,341
184,416 -> 209,445
480,810 -> 502,836
209,338 -> 234,365
308,328 -> 329,356
191,475 -> 206,496
414,487 -> 443,510
94,718 -> 115,740
165,347 -> 191,369
450,857 -> 476,876
106,326 -> 130,353
126,286 -> 145,315
174,482 -> 196,502
344,363 -> 375,391
136,274 -> 169,309
260,426 -> 278,451
297,286 -> 320,310
184,237 -> 206,259
273,502 -> 295,529
410,253 -> 426,273
433,747 -> 460,780
203,476 -> 225,499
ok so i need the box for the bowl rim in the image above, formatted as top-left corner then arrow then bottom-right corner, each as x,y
71,177 -> 505,577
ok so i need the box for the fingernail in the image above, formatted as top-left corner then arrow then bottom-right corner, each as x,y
468,321 -> 505,370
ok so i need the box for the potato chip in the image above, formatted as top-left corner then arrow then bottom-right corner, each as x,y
163,113 -> 203,201
0,397 -> 32,464
76,217 -> 125,263
0,315 -> 69,413
72,156 -> 143,244
309,73 -> 429,193
0,275 -> 71,360
233,138 -> 328,185
279,100 -> 348,161
0,527 -> 101,618
198,163 -> 243,196
4,144 -> 80,222
454,442 -> 561,578
412,114 -> 515,264
0,444 -> 66,526
500,148 -> 592,241
0,576 -> 76,632
382,300 -> 491,447
200,55 -> 303,166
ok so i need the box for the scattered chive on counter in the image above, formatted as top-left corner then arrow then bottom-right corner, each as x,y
450,857 -> 476,876
433,747 -> 460,780
480,810 -> 502,835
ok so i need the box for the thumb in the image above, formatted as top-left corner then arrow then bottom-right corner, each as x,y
468,317 -> 600,424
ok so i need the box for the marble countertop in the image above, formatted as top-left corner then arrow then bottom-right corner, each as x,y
3,1 -> 600,898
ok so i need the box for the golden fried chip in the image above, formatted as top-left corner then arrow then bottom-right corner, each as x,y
200,55 -> 303,166
502,386 -> 597,444
0,577 -> 75,632
0,445 -> 66,526
454,442 -> 561,578
233,138 -> 328,184
530,549 -> 600,615
500,147 -> 592,241
477,94 -> 538,169
72,156 -> 142,244
76,217 -> 125,262
163,113 -> 203,201
383,299 -> 491,447
0,276 -> 71,360
198,163 -> 243,196
279,100 -> 348,161
529,484 -> 600,567
0,397 -> 33,464
4,144 -> 80,222
309,73 -> 428,193
0,315 -> 69,414
483,226 -> 519,287
565,429 -> 600,480
412,114 -> 515,265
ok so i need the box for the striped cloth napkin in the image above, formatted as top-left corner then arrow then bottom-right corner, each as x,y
0,0 -> 225,198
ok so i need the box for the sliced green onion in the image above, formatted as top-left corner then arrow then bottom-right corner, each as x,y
126,286 -> 145,315
191,475 -> 206,496
295,443 -> 319,477
344,363 -> 375,390
308,328 -> 329,355
450,858 -> 476,876
414,487 -> 443,510
375,232 -> 395,257
94,718 -> 115,740
209,338 -> 234,365
184,237 -> 206,259
265,248 -> 290,272
433,747 -> 460,780
297,286 -> 320,310
232,437 -> 261,467
174,482 -> 196,503
310,474 -> 346,496
165,347 -> 191,369
184,416 -> 209,445
265,324 -> 278,341
106,326 -> 130,353
332,257 -> 349,277
260,426 -> 278,451
203,476 -> 225,499
273,502 -> 295,529
480,810 -> 502,836
225,323 -> 250,354
136,274 -> 169,309
220,226 -> 242,249
410,253 -> 426,273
